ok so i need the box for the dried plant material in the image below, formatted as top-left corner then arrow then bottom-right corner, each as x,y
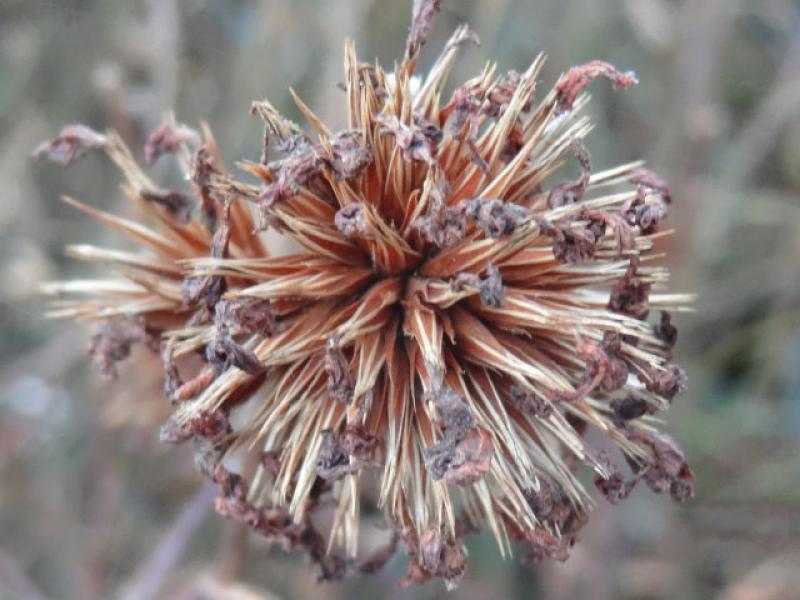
453,263 -> 505,307
608,257 -> 651,318
413,203 -> 466,248
406,0 -> 444,59
33,124 -> 107,166
657,311 -> 678,349
588,209 -> 636,253
641,431 -> 695,502
644,363 -> 688,400
335,203 -> 369,238
143,122 -> 200,164
538,215 -> 606,264
190,146 -> 221,230
509,385 -> 552,417
88,316 -> 153,378
609,395 -> 652,421
43,0 -> 692,589
569,331 -> 630,400
484,70 -> 531,116
325,336 -> 354,404
325,130 -> 374,180
555,60 -> 639,114
594,432 -> 694,505
159,408 -> 230,445
547,140 -> 592,208
341,423 -> 378,462
626,186 -> 667,234
593,468 -> 636,504
218,297 -> 277,337
317,429 -> 359,480
182,274 -> 226,316
439,428 -> 493,485
410,527 -> 466,591
376,114 -> 441,165
139,189 -> 194,224
444,82 -> 488,171
629,168 -> 672,203
506,481 -> 588,563
206,321 -> 264,376
463,198 -> 529,238
424,386 -> 493,486
257,142 -> 323,227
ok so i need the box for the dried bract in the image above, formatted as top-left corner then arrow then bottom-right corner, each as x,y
140,189 -> 194,224
144,122 -> 200,164
88,316 -> 152,379
34,124 -> 107,166
555,60 -> 638,114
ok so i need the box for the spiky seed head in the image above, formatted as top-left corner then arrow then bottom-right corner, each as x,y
38,0 -> 693,587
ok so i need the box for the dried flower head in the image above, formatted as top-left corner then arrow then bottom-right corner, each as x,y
39,1 -> 693,588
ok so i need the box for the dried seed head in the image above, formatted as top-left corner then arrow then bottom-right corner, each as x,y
40,0 -> 692,589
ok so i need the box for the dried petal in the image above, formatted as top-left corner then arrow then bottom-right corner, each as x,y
413,205 -> 466,248
483,70 -> 530,116
325,337 -> 354,404
538,216 -> 605,264
555,60 -> 638,114
317,429 -> 359,480
609,396 -> 651,421
33,124 -> 107,166
509,385 -> 552,417
406,0 -> 444,58
645,363 -> 687,400
206,322 -> 264,376
547,140 -> 591,209
440,428 -> 493,486
341,423 -> 378,462
159,408 -> 230,444
139,189 -> 194,224
88,316 -> 151,379
608,258 -> 651,319
454,263 -> 505,307
627,429 -> 695,502
656,311 -> 678,349
463,198 -> 528,237
143,122 -> 200,164
630,168 -> 672,204
219,297 -> 277,337
335,203 -> 369,238
325,130 -> 374,180
432,386 -> 474,439
190,146 -> 221,230
376,114 -> 440,165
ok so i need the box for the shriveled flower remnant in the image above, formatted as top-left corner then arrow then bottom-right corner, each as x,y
39,0 -> 693,589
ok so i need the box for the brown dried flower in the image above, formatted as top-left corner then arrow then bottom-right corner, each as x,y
39,1 -> 693,588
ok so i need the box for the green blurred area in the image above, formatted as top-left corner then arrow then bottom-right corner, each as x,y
1,1 -> 799,598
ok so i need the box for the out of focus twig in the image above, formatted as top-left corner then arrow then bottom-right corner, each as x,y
121,484 -> 217,600
0,546 -> 49,600
725,26 -> 800,183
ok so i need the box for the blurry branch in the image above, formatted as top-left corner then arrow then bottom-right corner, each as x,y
0,546 -> 49,600
724,27 -> 800,184
214,522 -> 248,584
622,0 -> 674,51
121,484 -> 217,600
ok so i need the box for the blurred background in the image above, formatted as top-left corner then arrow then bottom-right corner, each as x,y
1,0 -> 799,598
